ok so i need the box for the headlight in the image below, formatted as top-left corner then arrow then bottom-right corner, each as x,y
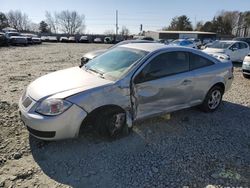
36,98 -> 72,116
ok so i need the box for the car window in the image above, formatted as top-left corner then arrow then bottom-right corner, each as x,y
230,43 -> 240,49
210,41 -> 233,49
190,53 -> 214,70
136,51 -> 189,83
239,42 -> 248,49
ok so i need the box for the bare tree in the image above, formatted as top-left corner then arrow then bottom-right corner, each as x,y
195,21 -> 204,31
7,10 -> 30,31
120,26 -> 130,36
104,29 -> 115,35
29,22 -> 39,33
56,10 -> 85,34
45,11 -> 58,33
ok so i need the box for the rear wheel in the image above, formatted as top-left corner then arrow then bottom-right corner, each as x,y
200,86 -> 223,112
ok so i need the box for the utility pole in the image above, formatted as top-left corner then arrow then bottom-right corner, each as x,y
140,24 -> 143,35
116,10 -> 118,38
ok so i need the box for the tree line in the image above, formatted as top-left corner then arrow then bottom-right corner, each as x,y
0,10 -> 250,36
0,10 -> 85,35
164,10 -> 250,37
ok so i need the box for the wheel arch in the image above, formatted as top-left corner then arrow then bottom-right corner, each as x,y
79,104 -> 128,132
210,82 -> 225,94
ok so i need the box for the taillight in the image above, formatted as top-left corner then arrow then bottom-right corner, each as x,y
231,66 -> 234,73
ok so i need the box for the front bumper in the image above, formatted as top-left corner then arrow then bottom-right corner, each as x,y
242,61 -> 250,75
19,96 -> 87,140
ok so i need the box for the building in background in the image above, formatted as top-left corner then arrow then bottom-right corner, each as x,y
145,31 -> 216,42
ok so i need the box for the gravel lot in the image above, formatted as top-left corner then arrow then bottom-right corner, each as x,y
0,43 -> 249,188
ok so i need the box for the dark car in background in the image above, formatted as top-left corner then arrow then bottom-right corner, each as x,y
5,32 -> 28,46
0,32 -> 8,46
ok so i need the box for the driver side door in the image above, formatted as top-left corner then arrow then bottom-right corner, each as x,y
131,50 -> 194,120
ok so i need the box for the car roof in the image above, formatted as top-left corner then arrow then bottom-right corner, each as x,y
119,43 -> 165,52
217,40 -> 236,43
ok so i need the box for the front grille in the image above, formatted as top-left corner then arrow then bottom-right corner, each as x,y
27,126 -> 56,138
22,97 -> 32,108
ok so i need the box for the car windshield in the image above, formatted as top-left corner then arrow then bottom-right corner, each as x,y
209,41 -> 233,49
9,33 -> 20,37
172,40 -> 181,44
84,47 -> 148,81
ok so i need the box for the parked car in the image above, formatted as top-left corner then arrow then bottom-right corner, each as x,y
104,36 -> 113,44
5,32 -> 28,46
169,39 -> 197,48
141,37 -> 154,41
233,37 -> 250,47
48,36 -> 58,42
242,53 -> 250,78
187,38 -> 202,48
41,36 -> 49,42
32,36 -> 42,44
0,32 -> 8,46
79,36 -> 89,43
19,43 -> 233,140
80,40 -> 157,65
68,36 -> 76,43
203,40 -> 249,62
59,37 -> 68,43
203,38 -> 214,45
21,34 -> 33,45
94,38 -> 102,43
156,39 -> 169,44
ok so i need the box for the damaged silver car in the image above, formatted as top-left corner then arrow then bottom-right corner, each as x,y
19,43 -> 233,140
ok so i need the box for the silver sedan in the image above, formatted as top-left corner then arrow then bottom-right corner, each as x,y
19,43 -> 233,140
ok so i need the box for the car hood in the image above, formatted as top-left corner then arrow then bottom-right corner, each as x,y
83,49 -> 107,60
27,66 -> 113,101
203,48 -> 226,53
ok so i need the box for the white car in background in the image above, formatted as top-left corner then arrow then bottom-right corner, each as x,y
242,53 -> 250,78
203,40 -> 249,62
188,38 -> 202,48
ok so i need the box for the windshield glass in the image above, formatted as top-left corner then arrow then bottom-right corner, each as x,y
209,41 -> 233,49
84,47 -> 148,81
172,40 -> 181,44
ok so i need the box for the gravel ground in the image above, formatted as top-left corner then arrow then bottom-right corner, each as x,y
0,43 -> 249,188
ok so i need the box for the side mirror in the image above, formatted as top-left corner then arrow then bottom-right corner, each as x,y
80,57 -> 89,67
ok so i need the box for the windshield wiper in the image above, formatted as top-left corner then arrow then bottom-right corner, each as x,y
87,68 -> 105,78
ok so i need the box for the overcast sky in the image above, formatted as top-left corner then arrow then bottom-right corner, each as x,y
1,0 -> 249,34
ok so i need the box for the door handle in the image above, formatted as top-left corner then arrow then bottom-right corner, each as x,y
182,79 -> 192,85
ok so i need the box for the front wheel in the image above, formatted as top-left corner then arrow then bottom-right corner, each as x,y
200,86 -> 223,112
243,73 -> 250,79
95,108 -> 128,138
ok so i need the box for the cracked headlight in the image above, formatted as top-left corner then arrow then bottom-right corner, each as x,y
36,98 -> 72,116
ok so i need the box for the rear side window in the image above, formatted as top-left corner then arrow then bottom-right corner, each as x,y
239,42 -> 248,49
190,53 -> 214,70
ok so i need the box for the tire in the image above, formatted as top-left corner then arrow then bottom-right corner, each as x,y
200,86 -> 223,112
243,73 -> 250,79
95,108 -> 128,138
